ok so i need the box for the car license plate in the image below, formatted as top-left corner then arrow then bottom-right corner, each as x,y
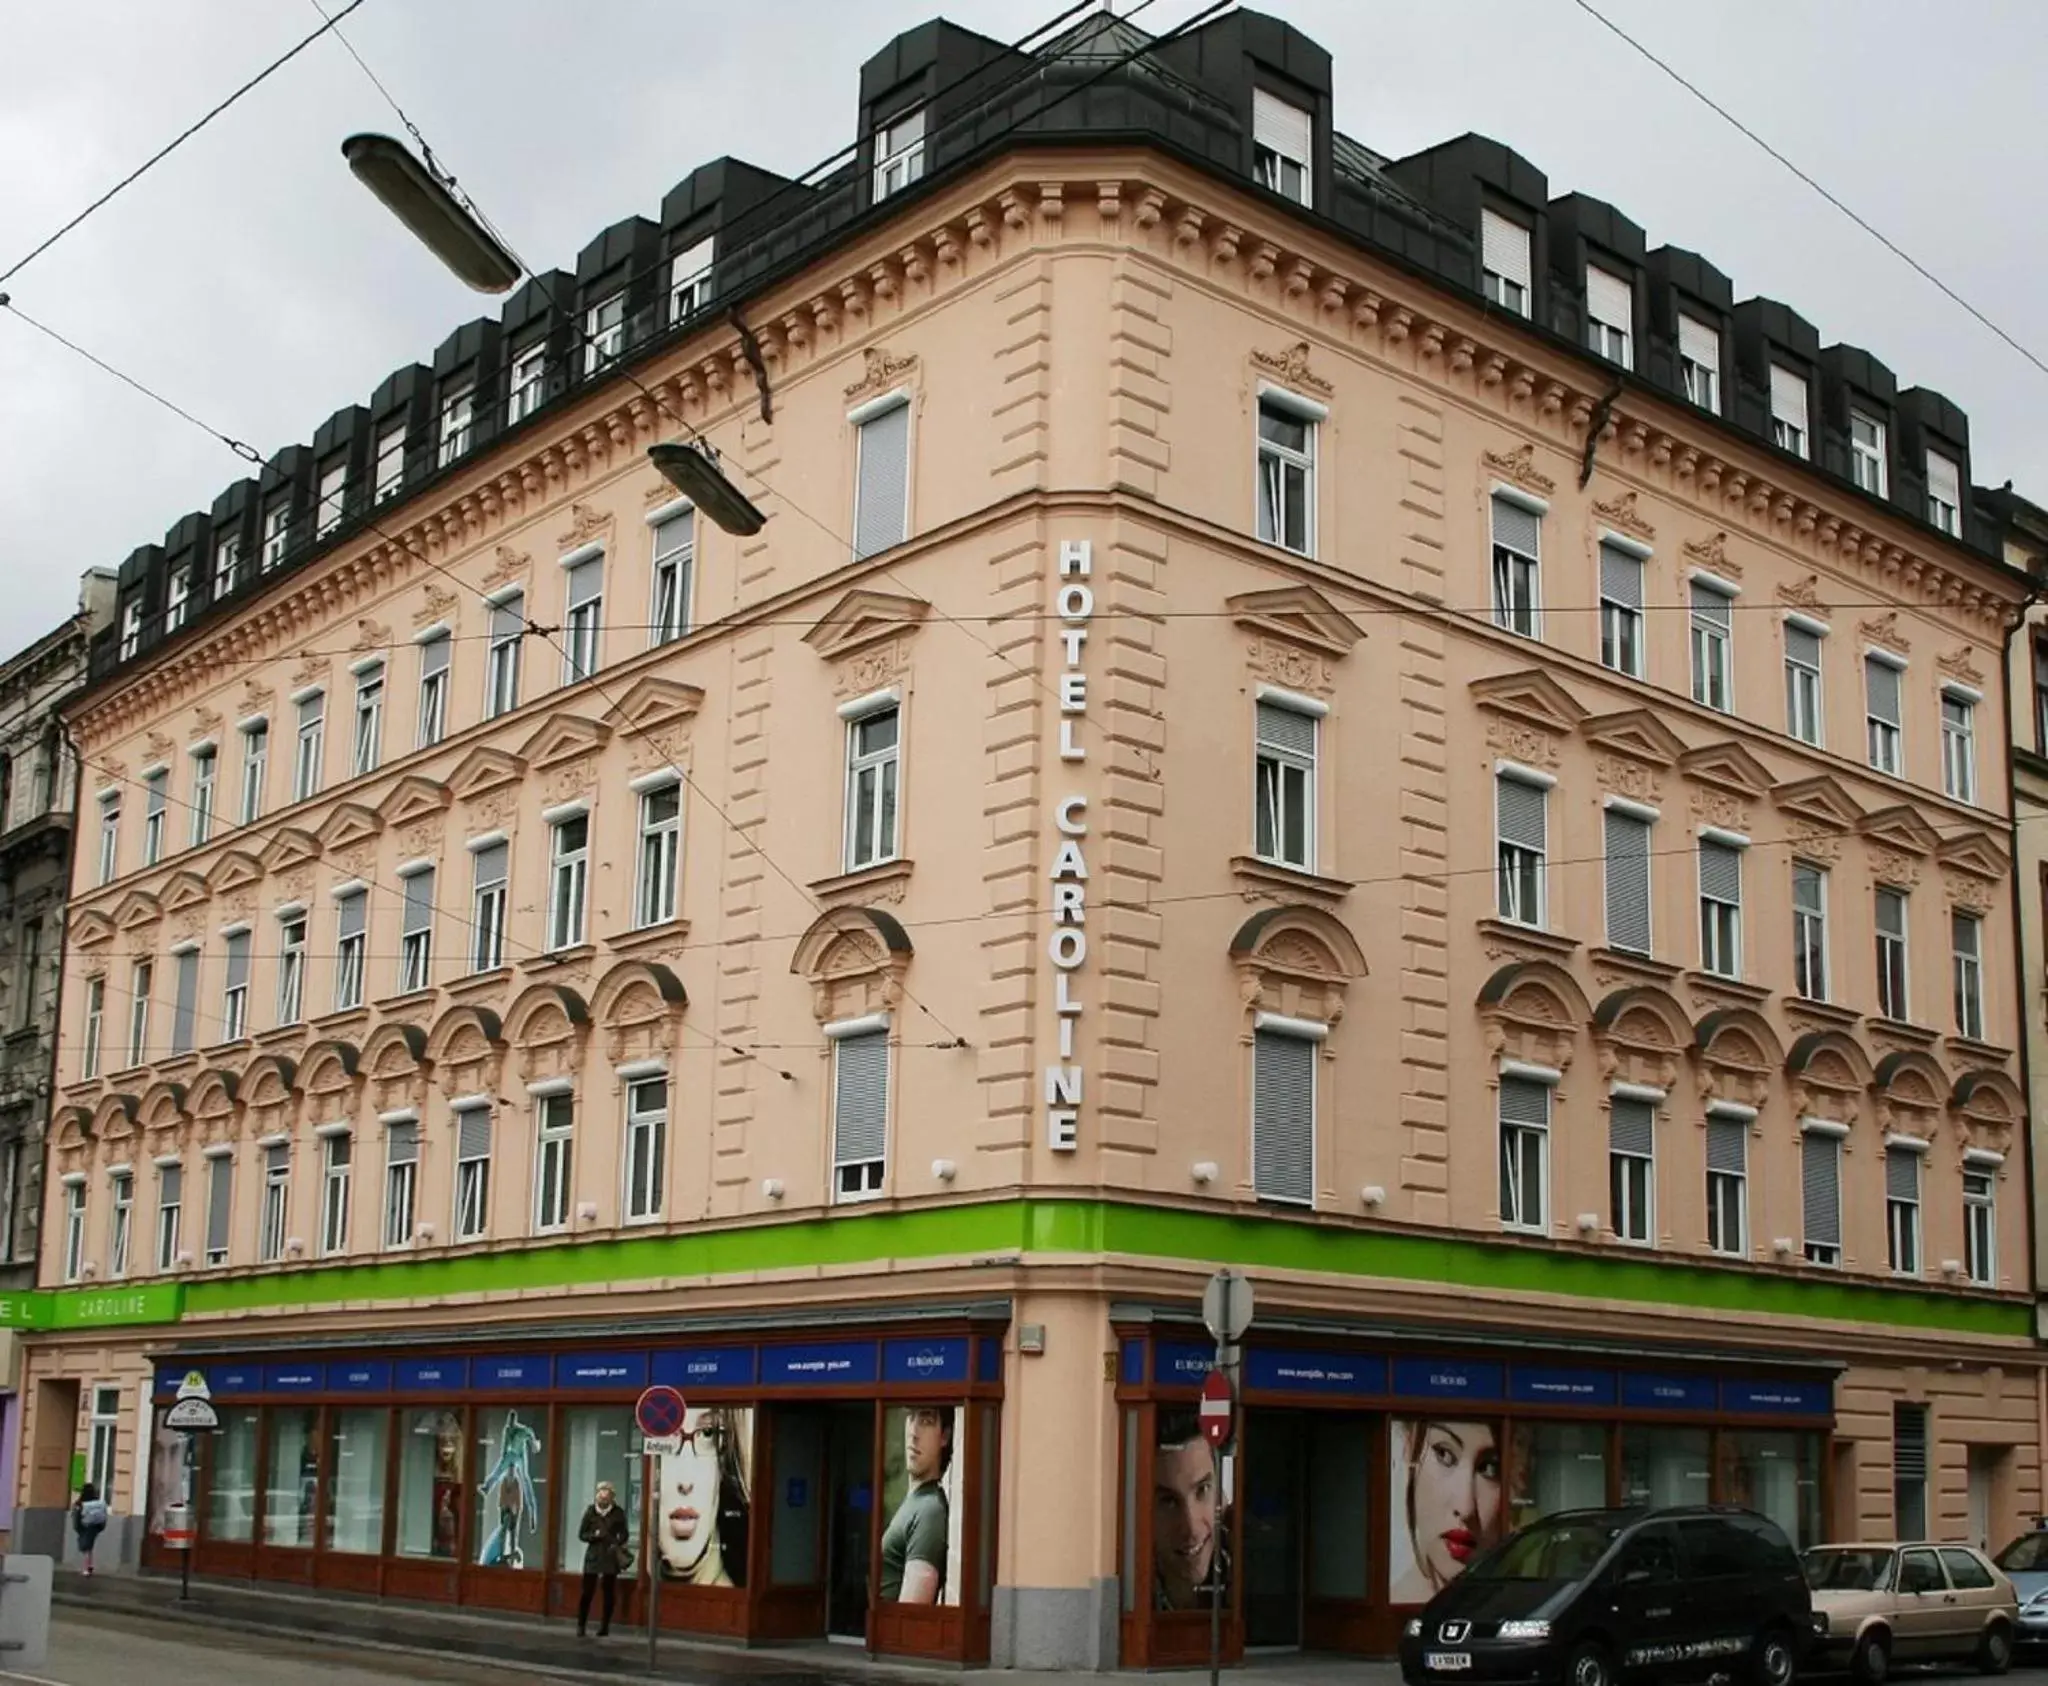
1424,1654 -> 1472,1672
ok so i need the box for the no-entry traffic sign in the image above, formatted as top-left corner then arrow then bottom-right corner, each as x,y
1198,1367 -> 1232,1448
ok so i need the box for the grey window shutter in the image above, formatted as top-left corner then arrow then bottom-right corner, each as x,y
1490,494 -> 1539,558
566,556 -> 603,608
1496,776 -> 1546,852
1678,315 -> 1718,369
1706,1116 -> 1747,1175
475,843 -> 507,888
146,775 -> 167,819
402,869 -> 435,936
1604,810 -> 1652,953
387,1120 -> 419,1166
1886,1146 -> 1919,1202
1785,623 -> 1820,670
490,593 -> 524,642
421,633 -> 451,678
1499,1076 -> 1549,1128
1770,364 -> 1809,432
457,1108 -> 492,1161
1802,1134 -> 1841,1245
1480,210 -> 1530,288
1585,264 -> 1631,330
1609,1097 -> 1654,1158
224,932 -> 251,992
1793,863 -> 1825,916
1255,702 -> 1316,758
1866,657 -> 1902,724
264,1143 -> 287,1175
1253,1030 -> 1315,1203
172,951 -> 198,1050
1894,1404 -> 1928,1478
161,1164 -> 182,1205
853,402 -> 910,560
833,1031 -> 889,1164
1251,90 -> 1311,162
206,1157 -> 233,1253
338,891 -> 367,940
1690,580 -> 1732,631
1598,541 -> 1643,609
1699,840 -> 1742,905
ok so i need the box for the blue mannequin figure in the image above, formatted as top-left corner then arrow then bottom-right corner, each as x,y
476,1409 -> 541,1568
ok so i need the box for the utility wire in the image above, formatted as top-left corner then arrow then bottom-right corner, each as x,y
0,0 -> 370,286
1566,0 -> 2048,381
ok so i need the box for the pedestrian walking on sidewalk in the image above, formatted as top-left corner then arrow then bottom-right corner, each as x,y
72,1482 -> 110,1576
576,1480 -> 630,1637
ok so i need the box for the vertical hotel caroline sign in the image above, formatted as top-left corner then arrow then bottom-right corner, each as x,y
1046,539 -> 1092,1152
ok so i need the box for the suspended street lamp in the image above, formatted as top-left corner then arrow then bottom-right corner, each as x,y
342,133 -> 520,293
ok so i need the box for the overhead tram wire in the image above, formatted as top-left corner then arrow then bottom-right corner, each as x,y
1566,0 -> 2048,381
0,0 -> 370,287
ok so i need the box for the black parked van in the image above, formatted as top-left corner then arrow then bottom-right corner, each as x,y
1397,1505 -> 1812,1686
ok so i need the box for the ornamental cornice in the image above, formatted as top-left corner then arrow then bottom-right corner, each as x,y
66,158 -> 2023,747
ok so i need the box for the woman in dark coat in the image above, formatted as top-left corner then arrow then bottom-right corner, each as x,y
576,1480 -> 630,1637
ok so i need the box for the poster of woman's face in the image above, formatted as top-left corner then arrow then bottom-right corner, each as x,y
1388,1419 -> 1504,1604
1152,1408 -> 1227,1611
657,1406 -> 751,1587
880,1405 -> 959,1605
148,1412 -> 194,1533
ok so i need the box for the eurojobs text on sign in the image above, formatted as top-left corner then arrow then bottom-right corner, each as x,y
1045,538 -> 1092,1153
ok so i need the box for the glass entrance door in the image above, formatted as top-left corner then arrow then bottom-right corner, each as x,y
826,1404 -> 874,1641
1244,1410 -> 1308,1647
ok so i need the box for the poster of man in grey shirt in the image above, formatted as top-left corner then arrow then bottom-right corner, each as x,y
880,1405 -> 953,1602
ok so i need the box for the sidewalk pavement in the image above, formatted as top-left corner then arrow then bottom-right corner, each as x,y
50,1569 -> 1406,1684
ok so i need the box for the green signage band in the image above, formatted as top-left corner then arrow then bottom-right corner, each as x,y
4,1200 -> 2029,1340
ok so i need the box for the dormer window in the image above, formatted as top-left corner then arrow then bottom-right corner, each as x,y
437,381 -> 474,467
118,599 -> 142,660
1252,90 -> 1312,208
261,498 -> 291,570
873,105 -> 926,200
584,291 -> 625,375
1850,409 -> 1887,497
315,459 -> 347,536
164,566 -> 190,633
214,529 -> 243,596
374,423 -> 406,502
1480,209 -> 1531,317
505,340 -> 546,424
1678,315 -> 1719,413
1585,265 -> 1632,368
1926,450 -> 1961,536
669,236 -> 713,323
1770,364 -> 1809,457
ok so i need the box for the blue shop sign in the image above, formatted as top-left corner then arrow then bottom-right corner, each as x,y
1511,1365 -> 1616,1407
651,1345 -> 756,1390
555,1352 -> 648,1390
1392,1356 -> 1505,1402
1245,1347 -> 1386,1398
213,1364 -> 259,1395
1120,1339 -> 1145,1386
1621,1372 -> 1717,1412
472,1353 -> 547,1390
883,1337 -> 968,1385
976,1337 -> 1003,1384
1722,1377 -> 1831,1417
329,1361 -> 391,1394
761,1341 -> 878,1387
396,1357 -> 467,1393
1155,1341 -> 1215,1387
264,1364 -> 325,1393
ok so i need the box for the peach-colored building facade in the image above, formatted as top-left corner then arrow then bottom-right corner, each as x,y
14,10 -> 2042,1666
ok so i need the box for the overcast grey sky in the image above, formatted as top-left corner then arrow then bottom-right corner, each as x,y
1,0 -> 2041,655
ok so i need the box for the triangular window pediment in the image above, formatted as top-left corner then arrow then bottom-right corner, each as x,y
71,909 -> 115,949
1226,585 -> 1366,659
1771,774 -> 1864,833
316,802 -> 384,854
113,890 -> 162,931
516,713 -> 613,771
448,746 -> 526,800
1859,804 -> 1941,856
206,849 -> 264,897
603,676 -> 705,737
801,589 -> 930,662
1677,740 -> 1772,799
160,871 -> 210,914
1938,830 -> 2009,881
377,776 -> 452,830
1468,669 -> 1588,734
1579,707 -> 1685,768
259,827 -> 321,875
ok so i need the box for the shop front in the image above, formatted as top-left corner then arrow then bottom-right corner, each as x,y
143,1322 -> 1005,1662
1115,1327 -> 1833,1664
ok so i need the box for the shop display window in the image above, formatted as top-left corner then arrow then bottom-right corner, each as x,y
263,1407 -> 320,1546
975,1403 -> 999,1609
558,1407 -> 643,1574
652,1405 -> 751,1588
206,1407 -> 259,1543
474,1405 -> 548,1570
1307,1415 -> 1371,1599
326,1407 -> 388,1554
1389,1417 -> 1502,1604
1120,1407 -> 1141,1615
1153,1405 -> 1229,1612
1620,1425 -> 1710,1510
879,1403 -> 960,1606
1721,1430 -> 1822,1548
397,1408 -> 465,1560
1509,1421 -> 1607,1530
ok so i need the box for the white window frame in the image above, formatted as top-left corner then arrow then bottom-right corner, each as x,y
1941,685 -> 1978,804
1792,861 -> 1829,1002
583,290 -> 625,375
1251,88 -> 1313,207
108,1169 -> 132,1278
1489,486 -> 1544,639
1494,764 -> 1552,930
452,1103 -> 492,1243
1850,408 -> 1888,497
258,1141 -> 289,1264
87,1387 -> 119,1496
1597,533 -> 1649,679
1678,314 -> 1719,413
828,1021 -> 889,1203
118,599 -> 142,659
127,960 -> 152,1068
484,590 -> 523,719
315,459 -> 347,536
189,745 -> 217,846
547,809 -> 589,951
97,792 -> 119,884
1607,1086 -> 1659,1247
164,564 -> 191,632
1783,614 -> 1826,747
1698,830 -> 1746,980
276,909 -> 307,1026
1963,1155 -> 1998,1287
1866,648 -> 1906,776
436,381 -> 474,468
1801,1119 -> 1847,1268
470,837 -> 509,973
1885,1137 -> 1925,1278
1875,886 -> 1910,1023
1584,263 -> 1633,367
669,236 -> 713,322
333,884 -> 368,1012
1953,910 -> 1985,1041
622,1071 -> 669,1223
1926,449 -> 1961,536
872,104 -> 926,199
1705,1102 -> 1752,1258
382,1118 -> 417,1251
648,502 -> 694,646
1479,207 -> 1531,316
532,1088 -> 574,1235
1602,797 -> 1656,957
1250,1013 -> 1323,1208
82,976 -> 104,1079
292,689 -> 325,803
505,340 -> 546,424
155,1160 -> 182,1271
850,391 -> 912,561
1769,363 -> 1809,457
415,627 -> 451,749
351,661 -> 384,778
261,499 -> 292,571
374,424 -> 406,502
221,925 -> 251,1042
561,544 -> 605,683
318,1128 -> 352,1258
1689,572 -> 1736,713
398,863 -> 435,995
842,694 -> 902,873
202,1150 -> 232,1268
634,776 -> 683,929
61,1177 -> 86,1283
1254,387 -> 1321,559
238,719 -> 267,825
214,530 -> 245,596
141,768 -> 166,866
1497,1065 -> 1556,1235
1252,689 -> 1322,872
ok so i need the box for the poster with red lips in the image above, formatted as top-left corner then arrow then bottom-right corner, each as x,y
655,1406 -> 752,1588
1388,1419 -> 1505,1604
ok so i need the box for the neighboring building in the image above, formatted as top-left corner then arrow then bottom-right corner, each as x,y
13,7 -> 2042,1663
0,567 -> 115,1541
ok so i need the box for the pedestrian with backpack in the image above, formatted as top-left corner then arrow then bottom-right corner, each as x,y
73,1483 -> 109,1575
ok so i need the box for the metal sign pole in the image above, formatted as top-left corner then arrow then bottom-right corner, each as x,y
645,1446 -> 660,1669
1209,1334 -> 1223,1686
